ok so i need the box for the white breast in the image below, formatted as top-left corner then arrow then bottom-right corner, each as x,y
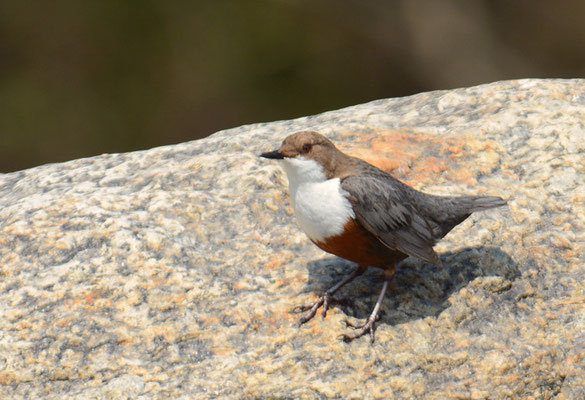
280,157 -> 355,242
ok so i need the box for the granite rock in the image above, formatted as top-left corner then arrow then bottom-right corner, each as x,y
0,79 -> 584,399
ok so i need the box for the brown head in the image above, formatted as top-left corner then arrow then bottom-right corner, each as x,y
260,131 -> 352,179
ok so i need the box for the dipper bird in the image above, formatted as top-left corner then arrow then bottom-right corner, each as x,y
261,131 -> 506,343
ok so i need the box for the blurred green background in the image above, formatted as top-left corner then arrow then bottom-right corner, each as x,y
2,0 -> 584,172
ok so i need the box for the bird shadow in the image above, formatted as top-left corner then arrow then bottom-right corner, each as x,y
297,246 -> 519,326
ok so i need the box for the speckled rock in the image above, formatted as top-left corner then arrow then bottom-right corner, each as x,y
1,79 -> 584,399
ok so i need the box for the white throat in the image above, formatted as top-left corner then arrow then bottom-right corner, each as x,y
279,157 -> 355,242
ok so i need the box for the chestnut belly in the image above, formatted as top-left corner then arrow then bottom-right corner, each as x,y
312,218 -> 407,268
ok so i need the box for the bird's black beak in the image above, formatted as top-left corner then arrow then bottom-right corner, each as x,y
260,150 -> 284,159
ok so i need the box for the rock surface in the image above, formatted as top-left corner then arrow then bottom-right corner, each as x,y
1,79 -> 584,399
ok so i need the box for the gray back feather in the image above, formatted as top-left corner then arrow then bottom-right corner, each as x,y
340,160 -> 506,266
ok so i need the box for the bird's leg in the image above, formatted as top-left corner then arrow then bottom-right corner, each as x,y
340,265 -> 395,343
294,265 -> 367,325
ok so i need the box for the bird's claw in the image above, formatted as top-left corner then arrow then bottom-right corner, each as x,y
340,315 -> 380,343
292,293 -> 336,325
291,303 -> 315,314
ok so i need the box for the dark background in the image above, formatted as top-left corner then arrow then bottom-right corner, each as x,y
2,0 -> 584,172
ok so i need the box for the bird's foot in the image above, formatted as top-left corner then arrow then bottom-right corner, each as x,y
292,293 -> 335,325
340,314 -> 381,343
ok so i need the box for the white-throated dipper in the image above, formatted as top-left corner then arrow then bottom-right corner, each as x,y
261,131 -> 506,343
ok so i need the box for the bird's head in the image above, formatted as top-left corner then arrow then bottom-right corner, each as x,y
260,131 -> 345,184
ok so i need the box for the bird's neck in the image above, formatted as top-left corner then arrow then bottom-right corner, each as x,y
280,157 -> 329,192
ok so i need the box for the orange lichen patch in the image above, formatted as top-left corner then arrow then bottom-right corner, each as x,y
274,278 -> 289,289
338,129 -> 492,187
517,302 -> 531,311
545,312 -> 556,319
84,291 -> 100,306
163,293 -> 187,305
562,250 -> 578,259
212,346 -> 234,356
342,131 -> 418,175
17,321 -> 32,330
200,314 -> 221,328
254,233 -> 263,240
550,234 -> 572,249
452,169 -> 477,186
117,336 -> 136,345
232,281 -> 251,290
129,367 -> 148,376
309,324 -> 323,334
361,156 -> 410,174
446,142 -> 464,156
0,372 -> 16,385
266,256 -> 283,269
567,352 -> 584,364
270,191 -> 286,205
65,293 -> 88,309
265,309 -> 297,327
556,296 -> 585,306
63,289 -> 113,312
55,317 -> 72,327
526,246 -> 548,254
418,156 -> 449,174
248,233 -> 268,243
552,216 -> 565,225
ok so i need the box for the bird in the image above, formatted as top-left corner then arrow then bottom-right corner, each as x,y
260,131 -> 506,343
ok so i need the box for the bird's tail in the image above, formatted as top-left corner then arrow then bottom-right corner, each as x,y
424,194 -> 507,240
468,196 -> 507,212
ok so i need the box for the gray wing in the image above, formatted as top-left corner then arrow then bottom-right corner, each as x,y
341,174 -> 442,266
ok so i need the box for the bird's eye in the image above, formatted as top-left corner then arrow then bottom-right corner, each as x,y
302,143 -> 312,153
